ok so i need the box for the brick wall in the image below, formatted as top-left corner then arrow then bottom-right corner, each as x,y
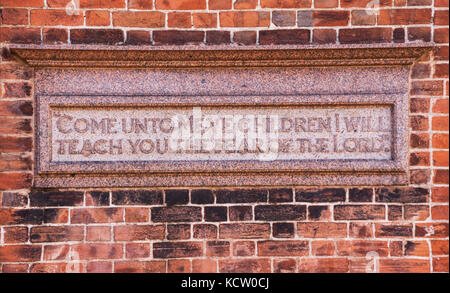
0,0 -> 448,273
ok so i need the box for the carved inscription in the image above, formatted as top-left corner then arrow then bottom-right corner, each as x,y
50,106 -> 393,162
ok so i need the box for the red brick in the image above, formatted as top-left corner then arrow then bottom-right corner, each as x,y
79,0 -> 125,8
114,261 -> 165,273
434,28 -> 449,43
351,10 -> 377,26
349,223 -> 373,238
0,118 -> 31,135
297,222 -> 347,238
0,245 -> 41,262
315,0 -> 338,7
339,28 -> 392,44
30,263 -> 84,273
261,0 -> 312,8
433,257 -> 449,272
0,63 -> 33,80
125,207 -> 149,222
220,11 -> 270,27
0,154 -> 32,172
209,0 -> 232,9
415,223 -> 449,237
168,259 -> 191,273
0,173 -> 32,190
433,151 -> 449,167
336,240 -> 389,257
193,13 -> 217,28
435,10 -> 449,25
192,259 -> 217,273
113,11 -> 165,28
1,8 -> 28,25
433,99 -> 449,114
72,244 -> 123,260
0,136 -> 32,153
311,240 -> 335,256
431,240 -> 449,255
127,0 -> 153,9
86,262 -> 112,273
1,0 -> 43,7
234,0 -> 257,8
219,259 -> 271,273
87,226 -> 111,242
219,223 -> 270,239
433,133 -> 449,149
375,224 -> 413,237
86,11 -> 110,26
432,205 -> 449,220
390,241 -> 403,256
434,169 -> 449,184
432,187 -> 449,203
232,241 -> 255,256
434,46 -> 449,61
114,225 -> 165,241
274,258 -> 297,273
2,264 -> 28,273
404,205 -> 429,220
156,0 -> 206,9
334,205 -> 385,220
43,245 -> 70,261
313,10 -> 349,26
206,240 -> 230,257
435,0 -> 449,6
341,0 -> 391,7
168,12 -> 192,28
380,259 -> 430,273
126,243 -> 150,259
71,208 -> 123,224
298,258 -> 349,273
434,64 -> 449,78
4,226 -> 28,243
378,9 -> 432,25
30,9 -> 83,26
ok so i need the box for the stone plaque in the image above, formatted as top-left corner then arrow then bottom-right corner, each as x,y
11,44 -> 429,187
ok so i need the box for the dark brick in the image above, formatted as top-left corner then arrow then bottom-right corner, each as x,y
229,206 -> 253,221
4,82 -> 32,98
388,205 -> 403,221
0,137 -> 32,153
375,188 -> 428,203
205,206 -> 227,222
393,27 -> 405,43
0,209 -> 43,225
30,191 -> 83,207
43,208 -> 68,224
349,188 -> 373,202
334,205 -> 385,220
296,188 -> 346,202
153,30 -> 204,45
259,29 -> 310,45
272,11 -> 296,27
273,223 -> 295,238
165,190 -> 189,206
191,190 -> 214,204
233,31 -> 256,45
86,191 -> 110,206
206,31 -> 230,44
339,28 -> 392,44
269,189 -> 293,203
206,241 -> 230,257
255,205 -> 306,221
70,29 -> 124,44
153,241 -> 203,258
126,30 -> 151,45
112,190 -> 162,205
30,226 -> 84,243
151,206 -> 202,222
216,189 -> 267,203
376,224 -> 413,237
308,206 -> 329,220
